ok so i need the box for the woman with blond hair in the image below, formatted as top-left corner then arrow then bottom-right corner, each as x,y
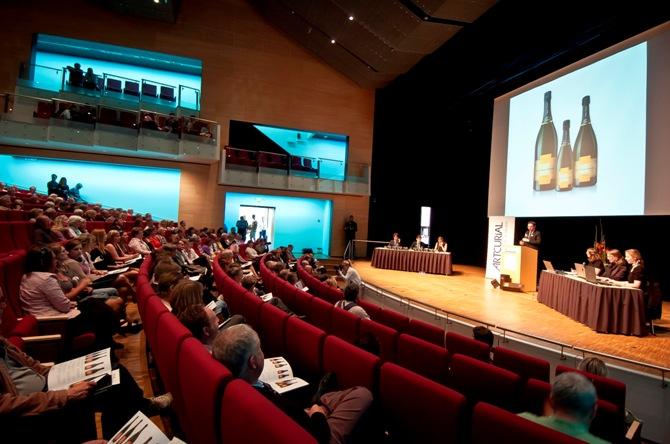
52,214 -> 71,239
170,280 -> 205,318
106,230 -> 141,263
613,249 -> 646,291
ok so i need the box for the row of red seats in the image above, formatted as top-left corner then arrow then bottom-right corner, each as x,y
215,258 -> 600,442
136,257 -> 317,444
254,256 -> 626,442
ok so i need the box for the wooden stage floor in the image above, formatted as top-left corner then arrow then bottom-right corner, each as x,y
355,261 -> 670,370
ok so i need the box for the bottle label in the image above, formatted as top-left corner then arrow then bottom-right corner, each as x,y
558,167 -> 572,189
535,154 -> 555,185
575,155 -> 596,183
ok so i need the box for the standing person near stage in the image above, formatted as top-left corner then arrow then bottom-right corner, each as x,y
47,174 -> 59,196
249,215 -> 258,241
520,221 -> 541,248
343,215 -> 357,259
236,216 -> 248,242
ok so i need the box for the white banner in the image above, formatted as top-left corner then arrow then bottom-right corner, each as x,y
485,216 -> 516,279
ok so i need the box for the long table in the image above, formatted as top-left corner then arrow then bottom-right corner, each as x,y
371,247 -> 453,275
537,271 -> 647,336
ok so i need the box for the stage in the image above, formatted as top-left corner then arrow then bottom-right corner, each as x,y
354,260 -> 670,371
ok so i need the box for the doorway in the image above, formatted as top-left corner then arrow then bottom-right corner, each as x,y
239,205 -> 275,244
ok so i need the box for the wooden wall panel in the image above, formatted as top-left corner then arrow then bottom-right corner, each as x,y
0,0 -> 373,256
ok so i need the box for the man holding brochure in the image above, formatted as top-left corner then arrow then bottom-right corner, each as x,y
213,324 -> 373,444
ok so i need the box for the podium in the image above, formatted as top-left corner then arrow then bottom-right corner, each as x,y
500,245 -> 538,292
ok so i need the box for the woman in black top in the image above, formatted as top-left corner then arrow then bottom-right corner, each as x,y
585,248 -> 605,276
57,177 -> 70,198
619,249 -> 646,292
603,249 -> 628,281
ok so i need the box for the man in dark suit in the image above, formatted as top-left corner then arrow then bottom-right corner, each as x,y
410,234 -> 428,250
520,221 -> 541,249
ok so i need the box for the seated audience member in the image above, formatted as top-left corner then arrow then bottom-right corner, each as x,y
19,246 -> 119,350
409,234 -> 427,250
213,324 -> 373,444
473,325 -> 495,348
334,283 -> 368,320
178,304 -> 245,353
519,372 -> 607,443
0,195 -> 13,210
434,236 -> 448,252
285,244 -> 297,262
577,357 -> 607,377
77,235 -> 137,302
128,227 -> 152,255
241,275 -> 294,315
66,215 -> 86,238
105,230 -> 141,264
33,215 -> 61,245
602,249 -> 627,281
52,215 -> 71,240
585,248 -> 605,276
170,279 -> 228,319
61,240 -> 123,304
388,232 -> 401,247
325,277 -> 339,288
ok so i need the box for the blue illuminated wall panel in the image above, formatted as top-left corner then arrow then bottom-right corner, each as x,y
0,155 -> 180,220
224,192 -> 332,256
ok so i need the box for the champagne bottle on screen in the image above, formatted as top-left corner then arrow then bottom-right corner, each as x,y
573,95 -> 598,187
556,119 -> 573,192
533,91 -> 558,191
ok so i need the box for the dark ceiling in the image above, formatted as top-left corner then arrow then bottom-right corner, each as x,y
88,0 -> 181,23
251,0 -> 497,89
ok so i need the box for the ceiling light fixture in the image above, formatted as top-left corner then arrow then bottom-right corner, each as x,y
348,16 -> 354,21
330,39 -> 336,44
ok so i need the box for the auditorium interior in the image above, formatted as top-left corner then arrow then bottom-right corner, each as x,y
1,0 -> 670,443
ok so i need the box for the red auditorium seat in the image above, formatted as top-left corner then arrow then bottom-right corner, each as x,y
2,251 -> 27,317
322,335 -> 380,391
220,379 -> 317,444
448,353 -> 521,411
445,331 -> 491,362
555,365 -> 626,412
471,402 -> 583,444
357,299 -> 383,320
285,316 -> 325,382
406,318 -> 445,347
395,333 -> 449,384
380,363 -> 466,444
152,313 -> 191,397
330,306 -> 361,344
358,318 -> 398,362
307,296 -> 333,332
258,302 -> 289,357
178,337 -> 232,444
0,222 -> 18,254
9,221 -> 34,251
318,284 -> 343,304
493,346 -> 551,382
142,296 -> 170,352
230,291 -> 263,329
521,378 -> 551,416
374,308 -> 409,332
290,287 -> 314,317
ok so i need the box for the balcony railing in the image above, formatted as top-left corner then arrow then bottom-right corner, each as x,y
0,93 -> 219,163
220,146 -> 370,196
17,63 -> 201,112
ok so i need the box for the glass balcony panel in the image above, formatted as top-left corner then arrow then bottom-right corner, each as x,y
179,85 -> 200,111
317,157 -> 345,181
17,64 -> 63,92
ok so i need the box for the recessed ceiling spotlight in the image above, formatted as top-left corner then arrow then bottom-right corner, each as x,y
330,39 -> 336,44
153,0 -> 160,3
348,16 -> 354,21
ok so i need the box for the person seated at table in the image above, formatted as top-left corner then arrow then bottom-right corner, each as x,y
434,236 -> 448,253
610,249 -> 646,291
585,248 -> 605,276
410,235 -> 427,250
388,233 -> 401,248
602,249 -> 628,281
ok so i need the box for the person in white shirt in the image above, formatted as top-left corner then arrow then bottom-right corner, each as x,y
128,227 -> 152,255
337,260 -> 361,287
334,283 -> 369,320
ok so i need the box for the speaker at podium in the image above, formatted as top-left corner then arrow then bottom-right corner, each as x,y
499,245 -> 538,292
